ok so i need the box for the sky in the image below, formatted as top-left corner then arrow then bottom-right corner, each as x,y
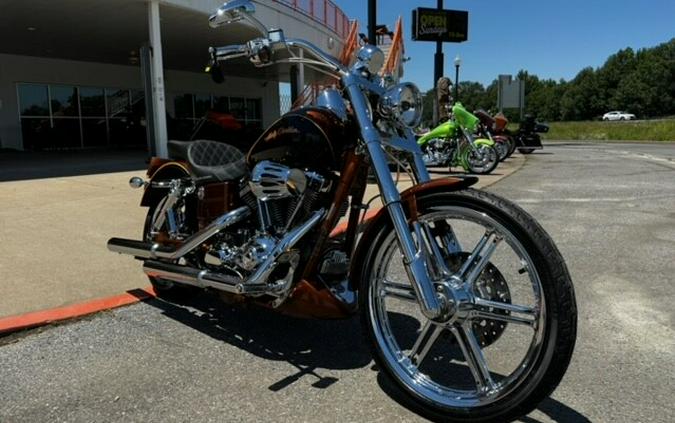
336,0 -> 675,91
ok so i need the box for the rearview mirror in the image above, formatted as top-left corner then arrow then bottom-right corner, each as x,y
209,0 -> 267,36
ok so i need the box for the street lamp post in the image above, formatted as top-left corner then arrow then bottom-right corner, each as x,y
454,54 -> 461,102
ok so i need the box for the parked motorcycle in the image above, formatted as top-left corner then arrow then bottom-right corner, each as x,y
107,1 -> 576,421
418,103 -> 500,174
515,114 -> 548,154
474,109 -> 514,161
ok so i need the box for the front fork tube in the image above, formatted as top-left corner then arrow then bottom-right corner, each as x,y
345,82 -> 443,320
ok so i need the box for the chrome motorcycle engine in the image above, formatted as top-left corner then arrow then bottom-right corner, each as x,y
422,138 -> 453,167
205,160 -> 331,277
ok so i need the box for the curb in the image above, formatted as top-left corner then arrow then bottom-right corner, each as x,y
0,287 -> 156,336
1,157 -> 527,336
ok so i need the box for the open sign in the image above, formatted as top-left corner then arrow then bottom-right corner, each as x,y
412,7 -> 468,42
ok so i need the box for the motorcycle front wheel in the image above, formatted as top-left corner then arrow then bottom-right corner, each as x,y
465,145 -> 499,174
359,189 -> 577,422
494,140 -> 510,162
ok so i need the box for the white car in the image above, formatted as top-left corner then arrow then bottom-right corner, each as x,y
602,111 -> 636,121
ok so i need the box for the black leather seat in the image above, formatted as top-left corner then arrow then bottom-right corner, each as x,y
168,140 -> 192,161
187,140 -> 246,181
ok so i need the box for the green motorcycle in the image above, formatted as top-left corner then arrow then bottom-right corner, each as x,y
418,103 -> 499,175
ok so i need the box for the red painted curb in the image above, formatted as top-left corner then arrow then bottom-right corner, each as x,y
0,210 -> 383,336
0,287 -> 156,335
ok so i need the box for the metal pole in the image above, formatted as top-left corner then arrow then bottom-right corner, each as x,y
454,63 -> 459,101
368,0 -> 376,44
148,1 -> 168,158
139,44 -> 156,158
432,0 -> 443,126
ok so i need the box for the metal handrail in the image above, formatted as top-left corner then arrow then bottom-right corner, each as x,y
272,0 -> 350,38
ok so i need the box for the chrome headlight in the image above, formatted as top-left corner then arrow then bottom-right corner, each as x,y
379,83 -> 422,128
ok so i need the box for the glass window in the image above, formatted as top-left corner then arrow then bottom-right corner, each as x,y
82,118 -> 107,147
108,117 -> 146,147
131,89 -> 145,105
18,84 -> 49,116
80,87 -> 105,117
229,97 -> 245,119
51,119 -> 81,149
130,90 -> 145,118
51,85 -> 79,117
174,94 -> 194,119
194,94 -> 211,118
246,98 -> 261,120
212,96 -> 229,113
106,88 -> 130,118
20,118 -> 51,150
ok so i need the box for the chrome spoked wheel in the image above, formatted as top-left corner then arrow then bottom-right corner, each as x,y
494,140 -> 510,162
466,145 -> 498,174
360,190 -> 576,421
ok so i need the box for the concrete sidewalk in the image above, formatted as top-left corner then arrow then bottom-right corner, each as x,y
0,154 -> 525,319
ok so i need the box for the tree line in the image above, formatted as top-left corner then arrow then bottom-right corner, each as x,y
422,38 -> 674,124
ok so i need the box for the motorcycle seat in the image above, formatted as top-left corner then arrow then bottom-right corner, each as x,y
167,140 -> 192,161
187,140 -> 246,181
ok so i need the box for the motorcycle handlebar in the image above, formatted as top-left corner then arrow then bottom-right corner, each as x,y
209,45 -> 249,62
210,38 -> 345,76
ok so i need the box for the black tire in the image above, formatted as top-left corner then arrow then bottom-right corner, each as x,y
143,198 -> 199,302
505,136 -> 517,158
518,148 -> 535,154
494,139 -> 510,162
359,189 -> 577,422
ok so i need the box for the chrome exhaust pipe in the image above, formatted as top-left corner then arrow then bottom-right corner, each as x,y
141,208 -> 326,296
143,260 -> 262,294
107,206 -> 251,260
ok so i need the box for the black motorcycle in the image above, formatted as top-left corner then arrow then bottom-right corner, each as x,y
514,114 -> 548,154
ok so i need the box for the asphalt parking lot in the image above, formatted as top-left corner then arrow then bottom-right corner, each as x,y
2,142 -> 675,422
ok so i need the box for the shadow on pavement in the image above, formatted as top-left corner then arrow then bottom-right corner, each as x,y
0,149 -> 147,182
139,293 -> 372,391
138,292 -> 589,422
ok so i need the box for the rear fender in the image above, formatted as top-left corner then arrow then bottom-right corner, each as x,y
492,135 -> 510,144
349,176 -> 478,288
140,159 -> 190,207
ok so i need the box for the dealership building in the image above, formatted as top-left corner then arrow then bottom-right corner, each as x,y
0,0 -> 349,156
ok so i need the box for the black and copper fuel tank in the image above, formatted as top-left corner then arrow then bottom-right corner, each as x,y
246,107 -> 354,171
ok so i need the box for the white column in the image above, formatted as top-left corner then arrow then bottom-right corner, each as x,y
148,0 -> 168,157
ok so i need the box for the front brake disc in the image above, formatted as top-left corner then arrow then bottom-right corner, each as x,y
446,253 -> 511,348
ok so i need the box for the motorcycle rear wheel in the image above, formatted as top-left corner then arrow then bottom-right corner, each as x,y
143,197 -> 199,301
359,189 -> 577,422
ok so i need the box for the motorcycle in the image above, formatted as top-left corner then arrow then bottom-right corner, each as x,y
418,103 -> 500,174
473,109 -> 514,161
514,114 -> 548,154
107,1 -> 576,421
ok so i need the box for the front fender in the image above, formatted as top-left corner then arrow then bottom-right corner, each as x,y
349,176 -> 478,287
474,138 -> 495,147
